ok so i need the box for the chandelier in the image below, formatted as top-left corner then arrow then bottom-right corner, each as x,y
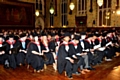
116,9 -> 120,15
49,2 -> 54,14
69,2 -> 75,10
35,10 -> 39,16
97,0 -> 103,7
49,7 -> 54,14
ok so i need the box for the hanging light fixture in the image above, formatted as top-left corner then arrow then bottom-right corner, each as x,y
97,0 -> 103,7
49,6 -> 54,14
116,9 -> 120,15
35,10 -> 39,16
69,2 -> 75,10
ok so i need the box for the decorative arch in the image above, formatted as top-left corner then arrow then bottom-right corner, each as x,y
35,17 -> 44,30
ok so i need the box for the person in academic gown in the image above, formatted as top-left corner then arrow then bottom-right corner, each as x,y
48,33 -> 57,53
57,32 -> 75,79
0,35 -> 8,65
26,33 -> 34,65
111,30 -> 120,53
104,31 -> 116,61
48,33 -> 58,70
41,33 -> 55,69
69,34 -> 90,74
91,32 -> 105,65
80,32 -> 95,70
5,34 -> 18,69
15,33 -> 27,66
26,34 -> 44,72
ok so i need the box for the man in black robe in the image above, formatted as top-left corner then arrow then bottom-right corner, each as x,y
69,34 -> 89,74
104,30 -> 116,61
92,32 -> 105,65
5,34 -> 18,69
16,33 -> 27,66
57,32 -> 78,79
0,35 -> 8,66
80,32 -> 95,70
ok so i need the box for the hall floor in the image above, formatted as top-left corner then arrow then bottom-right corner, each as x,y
0,54 -> 120,80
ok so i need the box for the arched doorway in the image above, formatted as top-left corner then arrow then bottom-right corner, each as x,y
35,17 -> 44,30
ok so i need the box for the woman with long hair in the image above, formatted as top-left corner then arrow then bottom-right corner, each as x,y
27,33 -> 44,73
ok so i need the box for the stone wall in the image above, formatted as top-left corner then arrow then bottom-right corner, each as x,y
6,0 -> 120,28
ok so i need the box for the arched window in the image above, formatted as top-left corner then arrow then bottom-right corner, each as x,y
61,0 -> 68,26
36,0 -> 44,15
77,0 -> 87,16
97,0 -> 111,27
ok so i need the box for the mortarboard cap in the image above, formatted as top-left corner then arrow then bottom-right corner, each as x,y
63,32 -> 70,38
74,35 -> 80,40
20,33 -> 26,38
80,32 -> 86,35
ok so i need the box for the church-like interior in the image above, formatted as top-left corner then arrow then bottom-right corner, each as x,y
0,0 -> 120,80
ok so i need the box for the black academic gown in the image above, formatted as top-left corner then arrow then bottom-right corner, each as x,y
26,42 -> 44,70
0,42 -> 8,64
41,43 -> 55,65
101,38 -> 110,58
57,43 -> 73,76
82,39 -> 94,65
105,37 -> 115,59
69,42 -> 84,72
69,42 -> 84,60
5,40 -> 18,69
49,40 -> 57,53
112,34 -> 120,52
26,38 -> 32,46
25,38 -> 32,64
93,38 -> 105,64
15,40 -> 27,65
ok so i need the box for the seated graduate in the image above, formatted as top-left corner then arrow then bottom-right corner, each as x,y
15,33 -> 27,66
5,34 -> 18,69
57,32 -> 76,79
26,33 -> 44,73
0,35 -> 8,66
111,30 -> 120,54
47,33 -> 58,71
92,32 -> 105,65
26,33 -> 34,66
104,31 -> 115,61
69,34 -> 90,74
40,33 -> 55,70
69,34 -> 85,75
80,32 -> 95,70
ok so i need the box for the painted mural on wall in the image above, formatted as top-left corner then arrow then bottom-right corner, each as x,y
0,1 -> 34,27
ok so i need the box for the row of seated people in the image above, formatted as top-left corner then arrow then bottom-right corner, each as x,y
0,29 -> 120,79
